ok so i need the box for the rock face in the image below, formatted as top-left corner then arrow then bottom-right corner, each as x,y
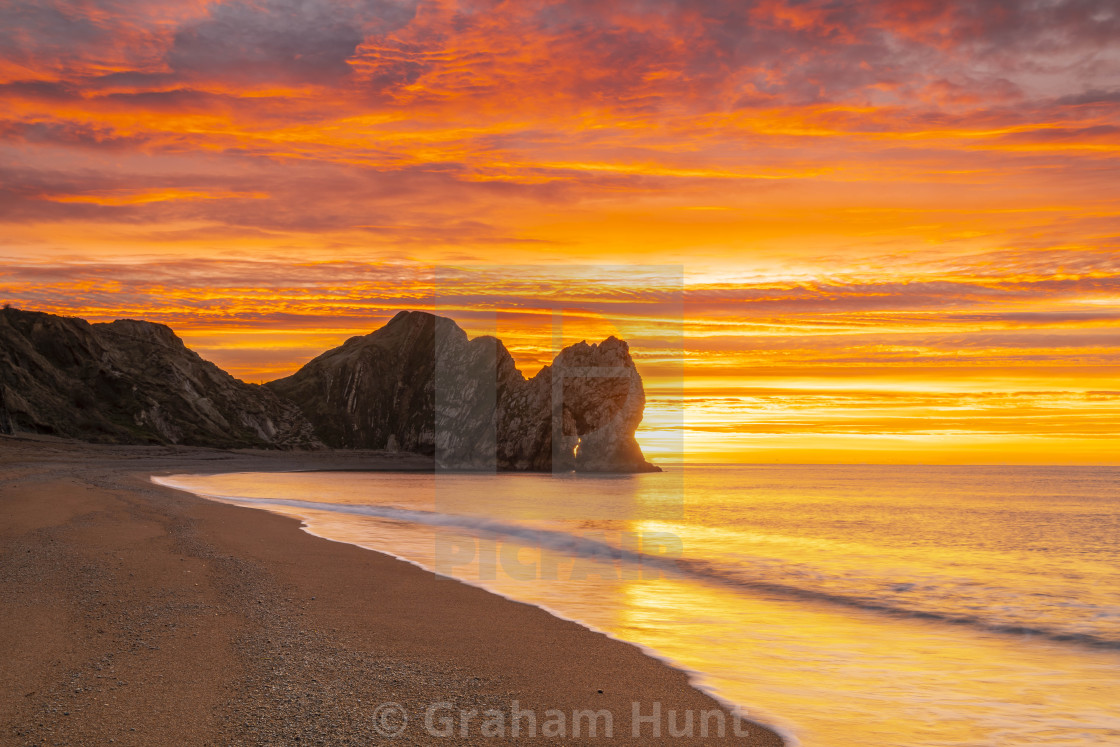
268,311 -> 659,472
0,307 -> 659,471
0,307 -> 319,448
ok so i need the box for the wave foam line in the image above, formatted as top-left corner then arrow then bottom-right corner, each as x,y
156,484 -> 1120,652
150,476 -> 803,746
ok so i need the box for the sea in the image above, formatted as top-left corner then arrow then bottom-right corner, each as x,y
154,464 -> 1120,746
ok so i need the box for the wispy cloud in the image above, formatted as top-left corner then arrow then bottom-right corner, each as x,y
1,0 -> 1117,461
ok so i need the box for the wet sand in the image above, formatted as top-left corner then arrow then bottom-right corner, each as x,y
0,436 -> 784,745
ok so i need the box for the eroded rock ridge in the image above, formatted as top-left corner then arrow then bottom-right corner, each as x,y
1,307 -> 659,471
268,311 -> 659,472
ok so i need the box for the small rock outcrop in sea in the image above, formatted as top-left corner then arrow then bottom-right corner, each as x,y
268,311 -> 660,472
0,307 -> 319,448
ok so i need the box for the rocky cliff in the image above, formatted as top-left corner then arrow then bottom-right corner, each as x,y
268,311 -> 659,472
0,307 -> 319,448
0,307 -> 659,471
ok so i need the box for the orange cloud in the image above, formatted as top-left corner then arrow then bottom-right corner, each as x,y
1,0 -> 1118,462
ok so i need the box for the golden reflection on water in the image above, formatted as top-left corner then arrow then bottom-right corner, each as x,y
158,470 -> 1120,747
613,573 -> 1120,746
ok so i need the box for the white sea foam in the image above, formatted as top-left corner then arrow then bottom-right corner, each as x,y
154,465 -> 1120,747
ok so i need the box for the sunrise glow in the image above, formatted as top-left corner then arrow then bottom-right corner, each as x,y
2,0 -> 1117,463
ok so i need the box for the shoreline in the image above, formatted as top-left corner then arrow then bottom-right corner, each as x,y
154,473 -> 799,746
0,436 -> 785,745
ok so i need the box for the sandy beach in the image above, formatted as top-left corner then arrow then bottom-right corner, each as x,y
0,436 -> 783,746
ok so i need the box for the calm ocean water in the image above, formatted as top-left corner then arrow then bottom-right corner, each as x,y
156,465 -> 1120,746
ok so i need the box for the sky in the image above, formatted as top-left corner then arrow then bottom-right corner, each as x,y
1,0 -> 1118,463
